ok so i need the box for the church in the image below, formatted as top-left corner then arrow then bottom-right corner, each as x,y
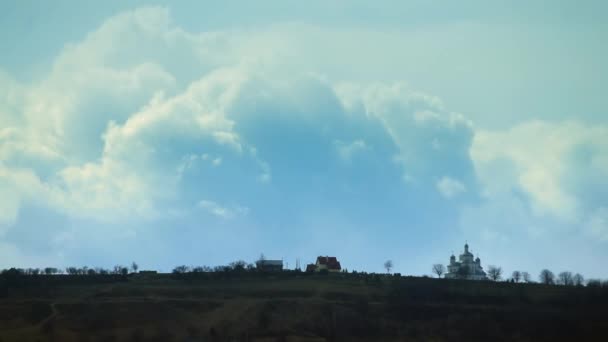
445,243 -> 488,280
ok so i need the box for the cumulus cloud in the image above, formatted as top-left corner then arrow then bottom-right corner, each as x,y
436,176 -> 466,199
333,139 -> 369,162
334,82 -> 476,187
3,5 -> 606,270
470,120 -> 608,239
198,200 -> 249,220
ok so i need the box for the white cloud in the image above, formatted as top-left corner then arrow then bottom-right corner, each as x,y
7,5 -> 604,255
198,200 -> 249,220
436,176 -> 466,199
471,120 -> 608,220
333,139 -> 369,162
334,82 -> 474,185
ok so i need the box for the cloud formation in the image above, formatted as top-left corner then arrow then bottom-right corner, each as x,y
0,6 -> 607,276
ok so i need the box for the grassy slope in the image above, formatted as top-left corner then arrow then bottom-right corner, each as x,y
1,273 -> 607,341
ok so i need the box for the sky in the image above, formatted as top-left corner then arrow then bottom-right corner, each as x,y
1,1 -> 607,279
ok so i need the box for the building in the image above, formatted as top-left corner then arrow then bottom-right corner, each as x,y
306,256 -> 342,273
255,259 -> 283,272
445,243 -> 487,280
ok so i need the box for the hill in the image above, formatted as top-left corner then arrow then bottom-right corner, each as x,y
1,272 -> 607,341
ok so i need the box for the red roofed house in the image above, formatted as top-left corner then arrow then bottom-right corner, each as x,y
309,256 -> 342,273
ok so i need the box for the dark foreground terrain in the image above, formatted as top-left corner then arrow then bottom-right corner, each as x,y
1,272 -> 607,341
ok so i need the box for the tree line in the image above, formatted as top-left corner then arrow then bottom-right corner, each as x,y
0,262 -> 139,276
2,260 -> 607,288
430,263 -> 607,287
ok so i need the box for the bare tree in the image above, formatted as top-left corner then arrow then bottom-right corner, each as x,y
521,271 -> 531,283
131,262 -> 139,274
66,267 -> 79,275
230,260 -> 247,272
43,267 -> 58,275
558,271 -> 574,286
539,269 -> 555,285
172,265 -> 190,274
512,270 -> 521,283
573,273 -> 584,286
432,264 -> 446,278
487,265 -> 502,281
95,267 -> 109,275
113,265 -> 124,275
384,260 -> 393,274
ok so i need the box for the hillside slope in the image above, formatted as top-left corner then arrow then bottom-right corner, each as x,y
1,273 -> 607,341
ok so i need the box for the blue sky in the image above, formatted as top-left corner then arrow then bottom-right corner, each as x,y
1,1 -> 607,279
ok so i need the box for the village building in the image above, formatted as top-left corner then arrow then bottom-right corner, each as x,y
445,243 -> 487,280
306,256 -> 342,273
255,259 -> 283,272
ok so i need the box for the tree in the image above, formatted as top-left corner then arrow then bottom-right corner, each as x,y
487,265 -> 502,281
558,271 -> 573,286
384,260 -> 393,274
131,262 -> 139,274
512,270 -> 521,283
573,273 -> 584,286
112,265 -> 123,275
229,260 -> 247,272
522,271 -> 531,283
173,265 -> 190,274
66,267 -> 79,275
432,264 -> 446,278
44,267 -> 58,275
539,269 -> 555,285
95,267 -> 109,275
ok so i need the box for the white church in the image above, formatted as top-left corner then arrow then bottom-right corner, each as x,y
445,243 -> 488,280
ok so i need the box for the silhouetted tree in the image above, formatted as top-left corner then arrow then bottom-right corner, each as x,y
25,268 -> 41,275
432,264 -> 445,278
384,260 -> 393,274
214,265 -> 230,272
66,267 -> 79,275
539,269 -> 555,285
573,273 -> 584,286
95,267 -> 109,275
173,265 -> 190,274
487,265 -> 502,281
522,271 -> 531,283
558,271 -> 574,286
229,260 -> 247,272
131,262 -> 139,274
587,279 -> 601,287
113,265 -> 123,275
43,267 -> 59,275
512,270 -> 521,283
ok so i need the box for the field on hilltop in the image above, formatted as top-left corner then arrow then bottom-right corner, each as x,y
1,272 -> 608,341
